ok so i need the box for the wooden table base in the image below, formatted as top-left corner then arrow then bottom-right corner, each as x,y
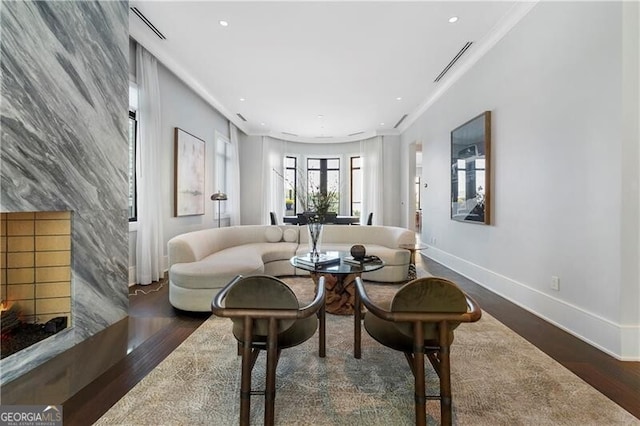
310,272 -> 360,315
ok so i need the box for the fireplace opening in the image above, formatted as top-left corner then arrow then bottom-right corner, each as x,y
1,303 -> 68,359
1,211 -> 72,359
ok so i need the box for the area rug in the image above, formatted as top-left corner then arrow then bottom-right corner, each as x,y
96,277 -> 638,425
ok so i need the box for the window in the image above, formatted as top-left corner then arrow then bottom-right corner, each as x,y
284,156 -> 297,215
128,83 -> 138,221
216,133 -> 231,216
307,157 -> 340,212
350,156 -> 362,216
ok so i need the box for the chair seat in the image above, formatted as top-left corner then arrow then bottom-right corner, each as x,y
233,315 -> 318,349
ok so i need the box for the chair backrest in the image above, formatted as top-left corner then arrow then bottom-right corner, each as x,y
366,212 -> 373,225
391,277 -> 468,340
297,212 -> 309,225
323,212 -> 337,223
225,275 -> 299,335
270,212 -> 278,225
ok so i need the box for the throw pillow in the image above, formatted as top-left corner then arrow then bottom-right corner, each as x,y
283,228 -> 298,243
265,226 -> 283,243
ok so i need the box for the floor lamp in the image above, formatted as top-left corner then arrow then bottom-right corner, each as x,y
211,191 -> 227,228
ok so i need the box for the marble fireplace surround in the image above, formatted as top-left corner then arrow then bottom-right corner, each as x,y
0,1 -> 129,385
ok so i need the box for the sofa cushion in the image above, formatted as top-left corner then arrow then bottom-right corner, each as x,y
245,242 -> 298,264
171,246 -> 264,290
283,227 -> 298,243
265,226 -> 283,242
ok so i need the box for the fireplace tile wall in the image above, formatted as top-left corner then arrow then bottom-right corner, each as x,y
1,212 -> 72,326
0,1 -> 128,384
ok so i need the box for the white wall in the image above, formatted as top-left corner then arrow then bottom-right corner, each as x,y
401,2 -> 639,359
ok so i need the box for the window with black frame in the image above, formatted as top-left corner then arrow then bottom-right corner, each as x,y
128,107 -> 137,221
284,156 -> 297,215
350,156 -> 362,217
307,157 -> 340,213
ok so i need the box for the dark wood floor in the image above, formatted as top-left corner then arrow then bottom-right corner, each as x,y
423,257 -> 640,421
5,256 -> 639,424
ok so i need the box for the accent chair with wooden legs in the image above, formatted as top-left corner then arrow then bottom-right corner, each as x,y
354,276 -> 481,426
211,274 -> 326,426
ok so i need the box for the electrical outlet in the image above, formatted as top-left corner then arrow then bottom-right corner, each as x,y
551,276 -> 560,291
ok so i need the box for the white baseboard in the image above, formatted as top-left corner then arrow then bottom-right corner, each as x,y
423,247 -> 640,361
129,266 -> 136,287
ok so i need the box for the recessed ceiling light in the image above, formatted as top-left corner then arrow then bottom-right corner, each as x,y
219,20 -> 229,27
317,115 -> 324,119
448,16 -> 458,23
260,122 -> 265,126
239,97 -> 245,102
396,97 -> 402,101
380,122 -> 385,126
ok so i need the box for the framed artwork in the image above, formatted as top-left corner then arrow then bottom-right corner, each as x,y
174,128 -> 205,216
451,111 -> 491,224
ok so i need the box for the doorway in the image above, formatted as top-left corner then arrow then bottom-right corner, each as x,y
406,141 -> 422,232
415,143 -> 422,233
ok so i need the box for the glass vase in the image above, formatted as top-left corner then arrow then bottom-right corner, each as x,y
307,222 -> 323,259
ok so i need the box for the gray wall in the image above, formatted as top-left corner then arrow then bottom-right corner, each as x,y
1,1 -> 129,382
401,1 -> 639,359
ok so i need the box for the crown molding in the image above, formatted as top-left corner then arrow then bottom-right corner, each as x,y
242,129 -> 399,144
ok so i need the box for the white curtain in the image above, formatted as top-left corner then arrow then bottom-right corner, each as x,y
261,136 -> 271,224
360,136 -> 384,225
135,45 -> 164,285
228,123 -> 241,225
260,136 -> 285,224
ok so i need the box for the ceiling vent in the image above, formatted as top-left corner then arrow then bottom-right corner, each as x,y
348,131 -> 364,137
131,7 -> 166,40
282,132 -> 299,137
236,113 -> 247,122
394,114 -> 408,129
434,41 -> 473,83
315,136 -> 333,139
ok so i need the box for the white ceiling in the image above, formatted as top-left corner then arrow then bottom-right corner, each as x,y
129,1 -> 536,143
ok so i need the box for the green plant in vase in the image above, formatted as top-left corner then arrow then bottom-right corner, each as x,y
307,189 -> 338,223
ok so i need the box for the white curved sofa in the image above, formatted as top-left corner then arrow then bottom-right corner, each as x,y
167,224 -> 415,311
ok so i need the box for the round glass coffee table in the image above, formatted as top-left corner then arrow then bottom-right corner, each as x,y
291,251 -> 384,315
